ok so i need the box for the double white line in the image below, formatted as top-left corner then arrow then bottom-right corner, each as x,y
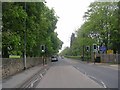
87,75 -> 107,88
75,67 -> 107,88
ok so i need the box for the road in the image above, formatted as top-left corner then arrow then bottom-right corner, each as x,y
65,58 -> 118,88
36,57 -> 118,88
72,60 -> 118,88
2,57 -> 118,88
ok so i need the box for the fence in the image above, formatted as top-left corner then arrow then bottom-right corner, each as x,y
92,53 -> 120,64
2,57 -> 50,79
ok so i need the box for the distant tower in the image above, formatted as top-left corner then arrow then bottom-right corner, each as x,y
70,33 -> 75,47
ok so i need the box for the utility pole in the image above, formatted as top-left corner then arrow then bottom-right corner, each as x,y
23,2 -> 27,70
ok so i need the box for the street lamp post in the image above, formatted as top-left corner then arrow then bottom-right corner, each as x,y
23,2 -> 27,70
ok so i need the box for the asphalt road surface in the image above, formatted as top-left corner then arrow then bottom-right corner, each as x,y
36,57 -> 111,88
36,57 -> 118,88
65,58 -> 118,88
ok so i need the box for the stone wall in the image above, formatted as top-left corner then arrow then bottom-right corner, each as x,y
2,57 -> 49,79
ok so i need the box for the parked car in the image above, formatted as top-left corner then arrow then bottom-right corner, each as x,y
51,55 -> 58,62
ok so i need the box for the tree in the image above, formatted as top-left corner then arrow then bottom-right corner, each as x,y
63,1 -> 120,56
2,2 -> 27,57
60,47 -> 71,56
2,2 -> 63,58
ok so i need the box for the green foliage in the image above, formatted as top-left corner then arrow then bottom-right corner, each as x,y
62,1 -> 120,57
2,2 -> 63,58
60,47 -> 71,56
9,55 -> 21,58
65,56 -> 81,60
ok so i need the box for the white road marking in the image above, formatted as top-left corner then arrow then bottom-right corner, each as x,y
30,83 -> 33,88
101,80 -> 107,88
40,74 -> 43,78
30,78 -> 39,88
87,75 -> 107,88
88,75 -> 97,80
74,66 -> 107,88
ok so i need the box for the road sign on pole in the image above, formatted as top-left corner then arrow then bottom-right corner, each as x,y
99,45 -> 106,53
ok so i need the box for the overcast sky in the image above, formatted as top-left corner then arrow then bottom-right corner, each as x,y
45,0 -> 95,52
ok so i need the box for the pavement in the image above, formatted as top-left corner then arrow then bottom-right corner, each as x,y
2,64 -> 47,88
88,63 -> 118,70
36,65 -> 102,88
67,58 -> 119,70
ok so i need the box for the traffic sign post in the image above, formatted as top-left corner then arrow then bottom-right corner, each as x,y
41,45 -> 46,65
94,52 -> 96,64
92,44 -> 97,64
41,45 -> 45,53
86,46 -> 90,52
107,50 -> 113,54
93,44 -> 97,53
86,46 -> 90,63
99,45 -> 106,54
